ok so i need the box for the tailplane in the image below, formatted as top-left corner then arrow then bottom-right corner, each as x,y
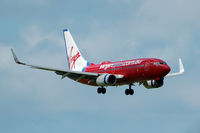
63,29 -> 90,71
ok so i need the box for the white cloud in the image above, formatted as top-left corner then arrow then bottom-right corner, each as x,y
73,0 -> 200,65
0,44 -> 12,70
90,0 -> 200,64
21,25 -> 45,47
21,25 -> 63,48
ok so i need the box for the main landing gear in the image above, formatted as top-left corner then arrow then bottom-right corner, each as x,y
125,84 -> 134,95
97,84 -> 134,95
97,87 -> 106,94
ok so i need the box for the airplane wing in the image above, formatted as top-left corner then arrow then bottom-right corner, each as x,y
165,58 -> 185,77
11,49 -> 123,82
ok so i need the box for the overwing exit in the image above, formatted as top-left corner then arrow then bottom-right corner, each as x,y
11,29 -> 184,95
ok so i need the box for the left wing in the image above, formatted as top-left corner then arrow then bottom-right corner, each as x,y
11,49 -> 123,82
11,48 -> 99,80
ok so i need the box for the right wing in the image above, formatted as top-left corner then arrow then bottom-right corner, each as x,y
165,58 -> 185,77
11,49 -> 124,83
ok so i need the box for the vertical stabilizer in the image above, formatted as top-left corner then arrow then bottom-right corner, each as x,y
63,29 -> 89,71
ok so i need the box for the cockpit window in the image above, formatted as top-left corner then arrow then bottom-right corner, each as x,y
154,62 -> 167,65
160,62 -> 167,65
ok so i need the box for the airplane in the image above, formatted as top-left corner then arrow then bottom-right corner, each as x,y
11,29 -> 185,95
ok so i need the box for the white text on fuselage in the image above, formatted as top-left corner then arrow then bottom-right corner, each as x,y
99,60 -> 143,70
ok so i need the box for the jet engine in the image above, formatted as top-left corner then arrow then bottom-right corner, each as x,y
143,79 -> 164,89
96,74 -> 116,86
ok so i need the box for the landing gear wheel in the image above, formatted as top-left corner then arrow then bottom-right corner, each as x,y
102,88 -> 106,94
97,87 -> 101,94
129,89 -> 134,95
97,87 -> 106,94
125,89 -> 130,95
125,84 -> 134,95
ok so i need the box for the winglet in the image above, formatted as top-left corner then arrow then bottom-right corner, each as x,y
11,48 -> 26,65
178,58 -> 184,74
166,58 -> 185,77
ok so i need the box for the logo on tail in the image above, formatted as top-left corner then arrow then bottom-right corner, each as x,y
68,46 -> 81,70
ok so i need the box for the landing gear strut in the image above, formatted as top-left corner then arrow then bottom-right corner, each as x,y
125,84 -> 134,95
97,87 -> 106,94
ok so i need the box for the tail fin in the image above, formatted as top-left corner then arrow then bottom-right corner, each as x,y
63,29 -> 90,71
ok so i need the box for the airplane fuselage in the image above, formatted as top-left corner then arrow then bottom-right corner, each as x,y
80,58 -> 171,86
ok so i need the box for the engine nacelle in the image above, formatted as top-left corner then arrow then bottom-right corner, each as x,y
143,79 -> 164,89
96,74 -> 117,86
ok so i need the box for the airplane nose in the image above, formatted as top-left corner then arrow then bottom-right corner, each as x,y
163,65 -> 171,75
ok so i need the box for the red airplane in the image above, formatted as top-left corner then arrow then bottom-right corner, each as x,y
11,29 -> 184,95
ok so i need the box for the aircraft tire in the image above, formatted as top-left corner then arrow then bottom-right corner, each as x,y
97,87 -> 106,94
97,87 -> 101,94
125,89 -> 130,95
129,89 -> 134,95
102,88 -> 106,94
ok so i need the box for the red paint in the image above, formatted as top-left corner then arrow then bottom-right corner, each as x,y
68,46 -> 80,69
77,58 -> 170,86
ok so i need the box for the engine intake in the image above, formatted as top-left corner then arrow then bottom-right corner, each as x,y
143,79 -> 164,89
96,74 -> 116,86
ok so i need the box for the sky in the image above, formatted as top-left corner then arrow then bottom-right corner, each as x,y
0,0 -> 200,133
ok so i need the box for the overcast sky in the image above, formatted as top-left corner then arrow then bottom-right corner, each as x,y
0,0 -> 200,133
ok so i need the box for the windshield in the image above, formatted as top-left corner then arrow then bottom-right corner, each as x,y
154,62 -> 167,65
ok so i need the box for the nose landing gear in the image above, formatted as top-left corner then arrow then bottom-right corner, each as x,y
125,84 -> 134,95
